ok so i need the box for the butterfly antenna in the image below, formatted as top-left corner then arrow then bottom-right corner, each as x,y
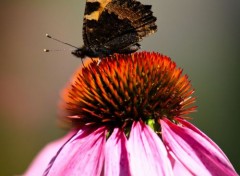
44,48 -> 68,52
45,34 -> 79,49
44,34 -> 86,67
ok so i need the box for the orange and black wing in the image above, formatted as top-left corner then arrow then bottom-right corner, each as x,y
82,0 -> 157,54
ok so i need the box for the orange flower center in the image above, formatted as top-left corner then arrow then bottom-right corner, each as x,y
61,52 -> 196,132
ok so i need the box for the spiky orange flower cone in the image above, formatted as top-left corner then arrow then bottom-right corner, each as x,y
25,52 -> 238,176
61,52 -> 196,130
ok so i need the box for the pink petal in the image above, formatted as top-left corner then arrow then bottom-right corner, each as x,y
24,130 -> 77,176
161,119 -> 238,176
104,128 -> 131,176
176,117 -> 232,163
44,126 -> 106,176
128,121 -> 173,176
168,150 -> 193,176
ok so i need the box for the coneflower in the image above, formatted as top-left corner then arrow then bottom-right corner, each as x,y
25,52 -> 237,176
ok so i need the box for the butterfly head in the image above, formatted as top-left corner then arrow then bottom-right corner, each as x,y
71,46 -> 87,58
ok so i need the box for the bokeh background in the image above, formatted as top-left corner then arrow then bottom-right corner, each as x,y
0,0 -> 239,175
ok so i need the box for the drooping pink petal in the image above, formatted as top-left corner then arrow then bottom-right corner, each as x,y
24,130 -> 77,176
161,119 -> 238,176
104,128 -> 131,176
176,117 -> 233,164
128,121 -> 173,176
44,126 -> 107,176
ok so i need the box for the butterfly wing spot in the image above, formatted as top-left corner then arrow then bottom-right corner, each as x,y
84,2 -> 100,15
87,28 -> 94,33
84,0 -> 112,21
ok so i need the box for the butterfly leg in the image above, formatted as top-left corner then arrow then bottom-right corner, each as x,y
80,58 -> 85,67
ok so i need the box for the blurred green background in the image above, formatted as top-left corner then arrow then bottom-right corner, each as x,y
0,0 -> 239,175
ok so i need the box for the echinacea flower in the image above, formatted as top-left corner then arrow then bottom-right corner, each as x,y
26,52 -> 238,176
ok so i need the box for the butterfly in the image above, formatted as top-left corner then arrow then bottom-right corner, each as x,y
71,0 -> 157,59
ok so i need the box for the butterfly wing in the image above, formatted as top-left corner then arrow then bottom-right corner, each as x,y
82,0 -> 157,55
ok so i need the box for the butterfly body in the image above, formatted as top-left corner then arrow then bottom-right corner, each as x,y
73,0 -> 157,59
